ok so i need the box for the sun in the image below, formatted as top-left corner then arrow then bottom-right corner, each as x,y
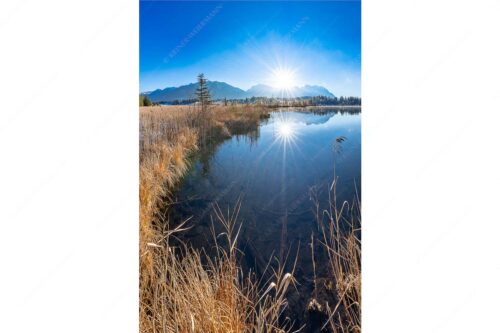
271,68 -> 296,90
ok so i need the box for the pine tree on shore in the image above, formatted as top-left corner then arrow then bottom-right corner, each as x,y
196,73 -> 211,112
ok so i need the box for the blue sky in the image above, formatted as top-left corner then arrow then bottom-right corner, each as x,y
140,1 -> 361,96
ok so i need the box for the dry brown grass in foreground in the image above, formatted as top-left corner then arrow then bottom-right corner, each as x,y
314,179 -> 361,333
142,202 -> 296,333
139,105 -> 297,333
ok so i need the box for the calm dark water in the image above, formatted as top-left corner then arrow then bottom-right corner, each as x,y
169,107 -> 360,329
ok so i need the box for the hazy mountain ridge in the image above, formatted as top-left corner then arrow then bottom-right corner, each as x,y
245,84 -> 334,98
145,81 -> 335,102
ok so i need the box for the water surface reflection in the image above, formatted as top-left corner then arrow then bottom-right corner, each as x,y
170,107 -> 361,327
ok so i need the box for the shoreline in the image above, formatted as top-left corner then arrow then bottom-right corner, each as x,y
143,104 -> 362,110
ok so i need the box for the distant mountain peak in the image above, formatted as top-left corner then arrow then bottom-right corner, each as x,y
145,81 -> 335,102
248,83 -> 271,89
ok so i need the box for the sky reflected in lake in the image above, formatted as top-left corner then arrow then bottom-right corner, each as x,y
170,108 -> 360,260
168,107 -> 360,326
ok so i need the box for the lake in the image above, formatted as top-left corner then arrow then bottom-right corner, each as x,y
168,107 -> 361,327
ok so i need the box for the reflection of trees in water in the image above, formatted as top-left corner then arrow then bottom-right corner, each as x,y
308,106 -> 361,116
199,143 -> 217,176
199,127 -> 261,176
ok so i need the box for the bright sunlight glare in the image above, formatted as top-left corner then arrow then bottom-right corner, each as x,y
276,120 -> 297,145
278,122 -> 293,137
271,68 -> 296,90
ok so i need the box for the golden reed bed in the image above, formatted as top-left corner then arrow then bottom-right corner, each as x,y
139,105 -> 296,333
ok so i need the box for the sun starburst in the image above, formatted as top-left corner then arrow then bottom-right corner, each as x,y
274,116 -> 299,149
271,68 -> 296,90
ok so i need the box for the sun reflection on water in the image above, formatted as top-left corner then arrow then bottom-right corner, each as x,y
277,122 -> 294,140
274,116 -> 299,149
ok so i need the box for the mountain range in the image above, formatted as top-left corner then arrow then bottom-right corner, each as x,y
144,81 -> 335,103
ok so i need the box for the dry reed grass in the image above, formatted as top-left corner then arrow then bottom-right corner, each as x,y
141,201 -> 297,333
315,178 -> 361,333
140,104 -> 296,333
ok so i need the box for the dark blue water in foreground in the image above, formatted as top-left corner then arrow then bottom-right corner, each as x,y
169,107 -> 360,328
170,108 -> 360,264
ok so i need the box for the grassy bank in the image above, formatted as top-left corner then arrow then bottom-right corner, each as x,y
139,105 -> 297,333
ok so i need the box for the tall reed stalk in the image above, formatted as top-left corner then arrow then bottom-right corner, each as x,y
316,178 -> 361,333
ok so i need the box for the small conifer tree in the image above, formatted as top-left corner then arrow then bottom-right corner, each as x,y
196,73 -> 211,112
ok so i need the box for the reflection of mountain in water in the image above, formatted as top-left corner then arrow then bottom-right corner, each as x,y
304,114 -> 334,126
